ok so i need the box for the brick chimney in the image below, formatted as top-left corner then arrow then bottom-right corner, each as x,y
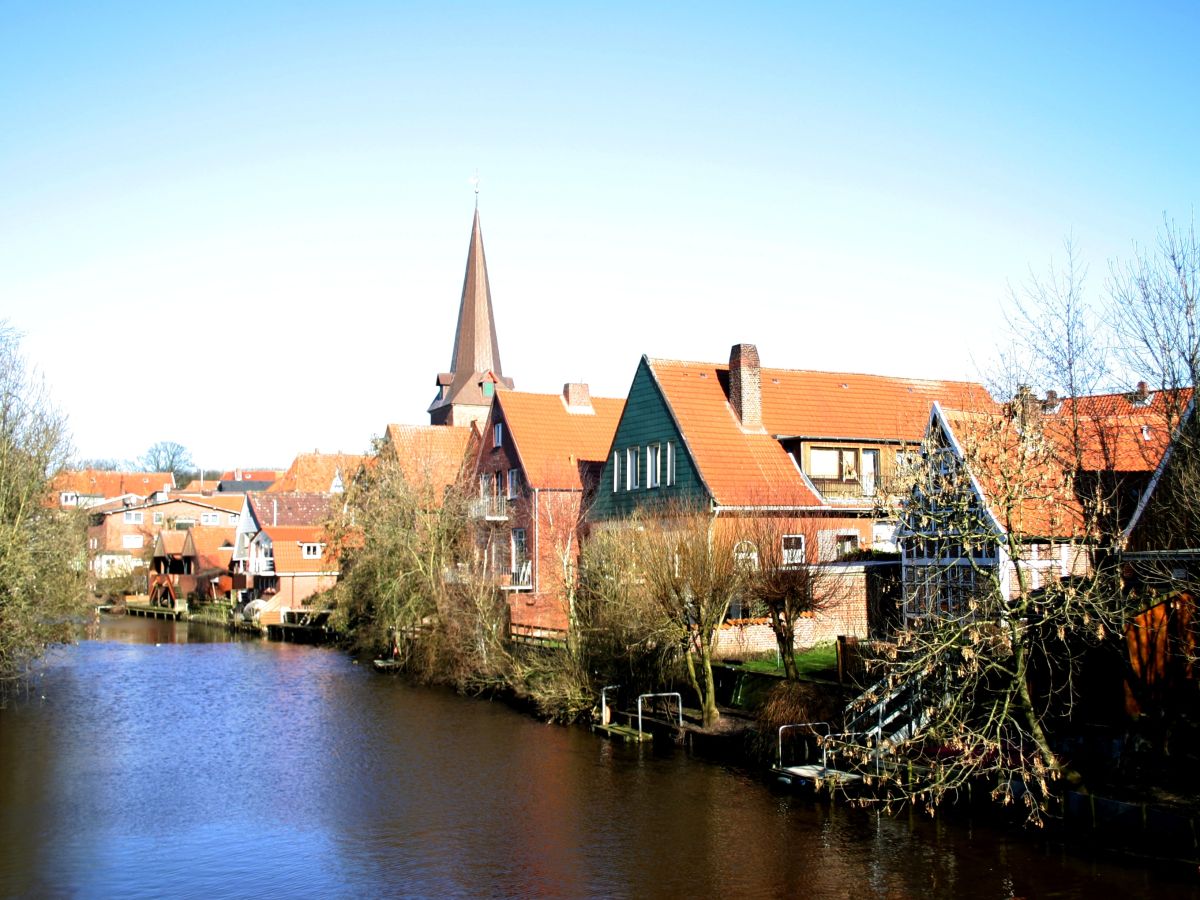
563,382 -> 593,412
729,343 -> 762,431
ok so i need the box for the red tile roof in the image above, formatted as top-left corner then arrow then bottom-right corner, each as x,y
495,391 -> 625,490
648,357 -> 991,508
260,525 -> 335,574
52,470 -> 175,502
936,390 -> 1183,539
384,424 -> 475,493
268,453 -> 364,493
247,492 -> 332,528
187,526 -> 237,571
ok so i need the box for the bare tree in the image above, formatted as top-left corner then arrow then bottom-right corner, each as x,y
0,323 -> 89,694
733,514 -> 848,680
140,440 -> 193,486
630,506 -> 749,728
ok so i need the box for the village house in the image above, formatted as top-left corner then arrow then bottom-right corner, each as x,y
147,526 -> 237,608
589,343 -> 993,646
473,383 -> 624,633
51,469 -> 175,509
87,493 -> 245,580
230,491 -> 334,604
245,524 -> 338,625
900,386 -> 1181,623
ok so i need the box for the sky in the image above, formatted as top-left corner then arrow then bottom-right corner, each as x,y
3,2 -> 1199,470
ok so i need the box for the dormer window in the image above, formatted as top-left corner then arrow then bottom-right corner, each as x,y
60,491 -> 78,506
301,543 -> 322,559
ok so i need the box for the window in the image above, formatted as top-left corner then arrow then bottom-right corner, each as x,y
626,447 -> 640,490
511,528 -> 528,567
665,441 -> 676,486
201,512 -> 220,525
507,468 -> 522,499
122,534 -> 144,549
480,473 -> 493,498
782,534 -> 805,567
88,537 -> 98,550
836,533 -> 860,558
228,514 -> 239,525
123,510 -> 143,524
733,540 -> 759,571
153,512 -> 164,525
810,447 -> 859,481
301,543 -> 322,559
60,492 -> 78,506
612,451 -> 621,492
646,443 -> 661,488
493,422 -> 503,448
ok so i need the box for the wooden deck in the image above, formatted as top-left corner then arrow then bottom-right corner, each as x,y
125,602 -> 186,621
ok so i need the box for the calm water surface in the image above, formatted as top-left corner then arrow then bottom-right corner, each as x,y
0,615 -> 1195,899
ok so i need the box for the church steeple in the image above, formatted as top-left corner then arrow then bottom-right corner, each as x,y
429,207 -> 514,427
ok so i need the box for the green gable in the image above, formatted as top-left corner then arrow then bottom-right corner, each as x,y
589,356 -> 709,520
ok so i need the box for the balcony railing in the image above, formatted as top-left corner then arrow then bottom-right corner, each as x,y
470,496 -> 509,520
500,560 -> 532,591
810,475 -> 882,501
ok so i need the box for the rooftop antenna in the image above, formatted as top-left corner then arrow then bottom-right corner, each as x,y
469,170 -> 480,209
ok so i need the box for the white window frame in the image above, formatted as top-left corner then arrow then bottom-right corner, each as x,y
201,512 -> 220,526
782,534 -> 805,568
612,451 -> 622,492
511,527 -> 528,568
507,468 -> 522,499
153,511 -> 164,525
122,533 -> 144,549
60,492 -> 78,506
493,422 -> 503,448
123,510 -> 144,525
665,441 -> 675,486
626,447 -> 640,490
301,543 -> 322,559
646,443 -> 661,489
228,513 -> 239,525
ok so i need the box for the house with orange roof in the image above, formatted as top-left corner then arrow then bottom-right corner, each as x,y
51,469 -> 175,509
473,383 -> 624,633
147,526 -> 236,608
382,423 -> 476,502
268,452 -> 364,494
900,384 -> 1184,623
588,343 -> 994,640
230,491 -> 334,603
245,524 -> 338,622
87,494 -> 246,579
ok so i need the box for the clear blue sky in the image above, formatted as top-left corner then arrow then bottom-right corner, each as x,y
3,2 -> 1197,469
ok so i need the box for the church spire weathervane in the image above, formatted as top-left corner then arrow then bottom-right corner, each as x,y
469,170 -> 480,209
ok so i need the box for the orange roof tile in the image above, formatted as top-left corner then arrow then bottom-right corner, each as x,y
260,525 -> 335,574
187,526 -> 237,570
268,453 -> 364,493
496,391 -> 625,490
648,358 -> 991,507
384,424 -> 474,493
936,390 -> 1181,539
52,469 -> 175,501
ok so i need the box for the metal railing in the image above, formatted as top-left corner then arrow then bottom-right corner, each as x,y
469,496 -> 509,520
637,692 -> 683,736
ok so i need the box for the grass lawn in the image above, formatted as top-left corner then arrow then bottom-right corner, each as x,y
736,643 -> 838,679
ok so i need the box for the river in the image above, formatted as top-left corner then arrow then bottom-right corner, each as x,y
0,615 -> 1194,899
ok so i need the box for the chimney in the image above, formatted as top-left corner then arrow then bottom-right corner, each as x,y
729,343 -> 762,431
1131,380 -> 1150,406
1042,390 -> 1059,412
563,382 -> 592,412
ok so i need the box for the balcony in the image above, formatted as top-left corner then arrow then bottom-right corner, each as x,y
470,495 -> 509,521
810,475 -> 886,502
500,560 -> 532,591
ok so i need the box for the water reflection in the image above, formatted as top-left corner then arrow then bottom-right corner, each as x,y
0,615 -> 1194,899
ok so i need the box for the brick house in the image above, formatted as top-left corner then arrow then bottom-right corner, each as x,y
589,343 -> 993,644
52,469 -> 175,509
473,383 -> 624,633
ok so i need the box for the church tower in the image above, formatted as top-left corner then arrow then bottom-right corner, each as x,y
428,207 -> 514,427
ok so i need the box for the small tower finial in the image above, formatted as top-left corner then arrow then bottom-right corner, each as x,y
469,170 -> 480,209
